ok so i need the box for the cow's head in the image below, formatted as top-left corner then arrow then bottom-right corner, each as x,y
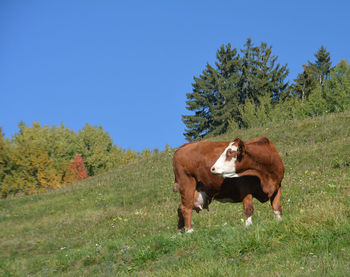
210,138 -> 245,178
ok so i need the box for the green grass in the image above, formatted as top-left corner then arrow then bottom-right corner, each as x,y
1,111 -> 350,276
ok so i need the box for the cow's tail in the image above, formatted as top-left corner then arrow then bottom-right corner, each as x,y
172,182 -> 179,192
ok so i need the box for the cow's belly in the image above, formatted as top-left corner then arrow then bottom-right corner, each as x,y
214,196 -> 242,203
215,198 -> 235,203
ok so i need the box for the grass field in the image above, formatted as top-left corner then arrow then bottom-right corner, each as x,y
1,112 -> 350,276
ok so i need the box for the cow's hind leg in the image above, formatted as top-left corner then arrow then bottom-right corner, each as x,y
242,194 -> 254,227
270,185 -> 282,221
177,207 -> 185,233
177,175 -> 196,233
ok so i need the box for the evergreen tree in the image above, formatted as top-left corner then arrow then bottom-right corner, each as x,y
239,38 -> 289,103
182,44 -> 241,140
182,39 -> 289,140
292,64 -> 317,101
182,64 -> 219,141
210,44 -> 241,135
293,46 -> 332,101
308,46 -> 332,88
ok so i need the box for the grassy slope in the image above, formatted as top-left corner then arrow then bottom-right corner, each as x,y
1,112 -> 350,276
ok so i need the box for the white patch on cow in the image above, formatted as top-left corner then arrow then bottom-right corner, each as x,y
211,142 -> 238,178
186,228 -> 194,233
245,216 -> 252,227
274,210 -> 282,221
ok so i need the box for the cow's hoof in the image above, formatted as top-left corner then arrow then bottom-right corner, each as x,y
274,211 -> 282,221
177,228 -> 185,234
245,216 -> 253,227
186,228 -> 194,234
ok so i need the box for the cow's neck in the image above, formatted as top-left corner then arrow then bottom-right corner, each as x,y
237,145 -> 269,173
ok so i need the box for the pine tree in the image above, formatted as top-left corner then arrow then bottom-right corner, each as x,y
239,38 -> 289,104
293,64 -> 318,101
308,46 -> 332,88
182,44 -> 241,140
293,46 -> 332,101
182,64 -> 218,141
210,44 -> 242,135
182,39 -> 289,140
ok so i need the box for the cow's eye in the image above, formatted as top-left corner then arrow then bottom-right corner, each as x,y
227,148 -> 238,158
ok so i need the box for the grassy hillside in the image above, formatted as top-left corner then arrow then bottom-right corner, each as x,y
1,112 -> 349,276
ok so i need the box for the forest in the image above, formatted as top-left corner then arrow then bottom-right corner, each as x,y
1,38 -> 349,197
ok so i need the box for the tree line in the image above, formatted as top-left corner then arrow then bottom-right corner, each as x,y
183,38 -> 350,141
0,122 -> 165,197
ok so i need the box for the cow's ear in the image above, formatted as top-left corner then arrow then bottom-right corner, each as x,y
234,138 -> 245,161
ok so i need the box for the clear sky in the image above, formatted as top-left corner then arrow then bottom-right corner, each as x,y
1,1 -> 349,151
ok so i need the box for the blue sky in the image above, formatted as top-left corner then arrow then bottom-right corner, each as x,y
1,1 -> 349,151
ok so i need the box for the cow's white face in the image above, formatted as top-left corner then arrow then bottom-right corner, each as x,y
210,142 -> 239,178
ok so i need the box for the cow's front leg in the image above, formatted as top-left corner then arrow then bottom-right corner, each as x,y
242,194 -> 254,227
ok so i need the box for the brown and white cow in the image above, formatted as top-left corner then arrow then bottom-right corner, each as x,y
172,137 -> 284,233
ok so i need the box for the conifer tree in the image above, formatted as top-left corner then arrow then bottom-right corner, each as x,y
293,46 -> 332,100
239,38 -> 289,103
182,44 -> 241,140
182,64 -> 219,141
182,39 -> 289,140
210,44 -> 242,135
308,46 -> 332,88
293,65 -> 318,101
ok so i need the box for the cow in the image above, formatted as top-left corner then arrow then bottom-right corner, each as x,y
172,137 -> 284,233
